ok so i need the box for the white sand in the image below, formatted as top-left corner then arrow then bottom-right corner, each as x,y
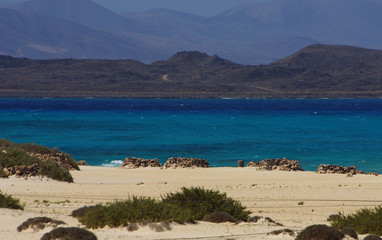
1,166 -> 381,240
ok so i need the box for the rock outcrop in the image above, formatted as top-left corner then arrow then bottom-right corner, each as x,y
4,163 -> 40,178
77,160 -> 88,166
317,164 -> 378,176
247,158 -> 304,171
31,153 -> 78,170
163,157 -> 210,168
120,157 -> 161,169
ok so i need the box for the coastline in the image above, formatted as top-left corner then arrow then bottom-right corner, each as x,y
1,98 -> 381,175
1,166 -> 381,240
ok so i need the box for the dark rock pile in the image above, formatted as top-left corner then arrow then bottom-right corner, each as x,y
4,163 -> 40,177
120,157 -> 161,169
247,158 -> 304,171
77,160 -> 88,166
17,217 -> 66,232
163,157 -> 210,168
317,164 -> 378,176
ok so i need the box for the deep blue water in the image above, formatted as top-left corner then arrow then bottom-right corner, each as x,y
0,98 -> 381,172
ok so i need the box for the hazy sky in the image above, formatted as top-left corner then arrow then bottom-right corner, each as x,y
92,0 -> 267,16
0,0 -> 268,16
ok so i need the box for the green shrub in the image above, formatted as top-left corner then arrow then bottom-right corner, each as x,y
0,139 -> 79,171
0,148 -> 73,183
74,187 -> 251,229
296,224 -> 344,240
40,160 -> 73,183
330,206 -> 382,235
71,205 -> 101,218
0,148 -> 40,168
162,187 -> 250,221
40,227 -> 97,240
76,197 -> 194,228
0,191 -> 24,210
327,213 -> 341,221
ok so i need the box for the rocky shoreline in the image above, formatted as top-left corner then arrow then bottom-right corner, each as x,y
246,158 -> 304,171
115,157 -> 379,176
3,154 -> 379,178
317,164 -> 378,176
119,157 -> 210,169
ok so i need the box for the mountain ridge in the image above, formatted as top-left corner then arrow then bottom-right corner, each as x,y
2,0 -> 382,64
0,44 -> 381,98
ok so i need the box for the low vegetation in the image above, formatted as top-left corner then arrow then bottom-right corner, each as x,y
0,140 -> 74,182
0,139 -> 79,170
330,206 -> 382,235
39,158 -> 73,182
162,187 -> 250,221
0,191 -> 24,210
73,187 -> 251,228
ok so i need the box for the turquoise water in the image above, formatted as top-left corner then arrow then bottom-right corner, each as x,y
0,98 -> 381,172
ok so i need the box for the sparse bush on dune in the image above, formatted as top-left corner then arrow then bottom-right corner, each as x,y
74,187 -> 251,229
75,196 -> 195,228
0,148 -> 40,167
40,159 -> 73,183
162,187 -> 250,222
0,139 -> 79,171
40,227 -> 97,240
71,205 -> 102,218
0,191 -> 24,210
296,224 -> 344,240
327,213 -> 341,222
0,147 -> 74,183
330,206 -> 382,236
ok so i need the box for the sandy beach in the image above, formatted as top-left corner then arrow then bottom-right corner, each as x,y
1,166 -> 381,240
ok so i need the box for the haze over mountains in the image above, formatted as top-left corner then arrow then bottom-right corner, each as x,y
1,0 -> 382,64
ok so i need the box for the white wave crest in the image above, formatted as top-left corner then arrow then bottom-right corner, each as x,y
102,160 -> 123,168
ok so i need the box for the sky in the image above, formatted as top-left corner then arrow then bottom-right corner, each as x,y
0,0 -> 268,16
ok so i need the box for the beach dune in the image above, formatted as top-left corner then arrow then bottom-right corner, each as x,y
1,166 -> 381,240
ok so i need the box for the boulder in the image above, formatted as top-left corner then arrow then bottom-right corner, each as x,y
31,153 -> 77,170
317,164 -> 378,176
77,160 -> 88,166
163,157 -> 210,168
247,158 -> 304,171
5,163 -> 40,177
120,157 -> 161,169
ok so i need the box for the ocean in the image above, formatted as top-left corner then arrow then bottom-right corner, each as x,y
0,98 -> 381,172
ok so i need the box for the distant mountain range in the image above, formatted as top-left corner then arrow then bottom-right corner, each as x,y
1,44 -> 381,98
1,0 -> 382,64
